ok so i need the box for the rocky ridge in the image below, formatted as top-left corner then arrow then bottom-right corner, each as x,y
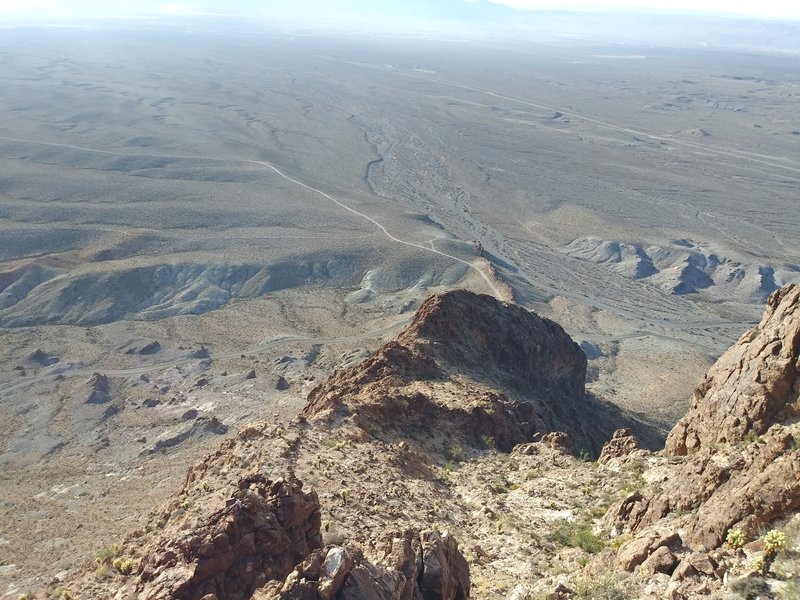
36,286 -> 800,600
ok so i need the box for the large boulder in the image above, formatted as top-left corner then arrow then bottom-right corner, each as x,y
667,284 -> 800,455
256,529 -> 469,600
136,475 -> 322,600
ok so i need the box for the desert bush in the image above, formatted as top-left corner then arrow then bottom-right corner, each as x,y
444,443 -> 465,463
572,572 -> 630,600
763,529 -> 787,556
549,519 -> 604,554
112,556 -> 135,575
730,576 -> 774,599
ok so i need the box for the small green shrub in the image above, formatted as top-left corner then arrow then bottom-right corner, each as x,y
95,545 -> 120,565
763,530 -> 787,556
743,431 -> 762,445
726,528 -> 747,549
490,475 -> 511,494
731,575 -> 773,599
95,564 -> 111,580
112,556 -> 135,575
444,444 -> 465,463
549,519 -> 604,554
572,572 -> 630,600
751,555 -> 766,576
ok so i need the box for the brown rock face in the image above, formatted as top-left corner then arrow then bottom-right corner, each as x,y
598,428 -> 640,464
394,290 -> 586,398
305,290 -> 636,456
256,529 -> 469,600
607,285 -> 800,563
136,475 -> 322,600
666,284 -> 800,455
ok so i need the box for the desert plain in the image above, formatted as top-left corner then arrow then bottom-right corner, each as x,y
0,23 -> 798,594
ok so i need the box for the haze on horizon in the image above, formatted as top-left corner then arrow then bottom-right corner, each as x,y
1,0 -> 798,24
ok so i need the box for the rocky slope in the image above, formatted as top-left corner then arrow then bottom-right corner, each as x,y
32,286 -> 800,600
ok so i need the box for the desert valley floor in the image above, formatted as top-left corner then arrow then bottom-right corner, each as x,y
0,25 -> 798,595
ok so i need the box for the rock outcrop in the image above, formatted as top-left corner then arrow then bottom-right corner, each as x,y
256,529 -> 469,600
85,372 -> 111,404
606,285 -> 800,583
598,428 -> 640,464
666,284 -> 799,455
136,475 -> 322,600
305,290 -> 641,456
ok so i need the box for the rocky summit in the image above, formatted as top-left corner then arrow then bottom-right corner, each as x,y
305,290 -> 649,456
37,286 -> 800,600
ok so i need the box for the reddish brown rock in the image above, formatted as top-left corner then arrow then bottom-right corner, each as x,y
256,529 -> 469,600
666,284 -> 800,455
598,428 -> 640,464
538,432 -> 573,455
608,285 -> 800,574
304,290 -> 644,456
614,531 -> 681,572
640,545 -> 678,575
136,475 -> 322,600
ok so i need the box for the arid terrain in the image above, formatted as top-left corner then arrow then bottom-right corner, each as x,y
0,21 -> 799,599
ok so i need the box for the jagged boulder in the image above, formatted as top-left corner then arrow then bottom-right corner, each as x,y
136,475 -> 322,600
667,284 -> 800,455
256,529 -> 469,600
598,428 -> 640,464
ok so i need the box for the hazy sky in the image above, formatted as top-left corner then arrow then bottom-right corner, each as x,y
0,0 -> 797,22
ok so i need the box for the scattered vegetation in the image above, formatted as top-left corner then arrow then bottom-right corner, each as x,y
95,545 -> 120,565
742,431 -> 763,445
112,557 -> 135,575
338,487 -> 352,504
321,521 -> 346,546
571,571 -> 631,600
490,474 -> 517,494
443,443 -> 465,463
549,519 -> 604,554
726,527 -> 747,549
731,576 -> 774,600
94,564 -> 111,581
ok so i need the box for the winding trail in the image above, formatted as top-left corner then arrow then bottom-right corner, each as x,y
0,134 -> 503,298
